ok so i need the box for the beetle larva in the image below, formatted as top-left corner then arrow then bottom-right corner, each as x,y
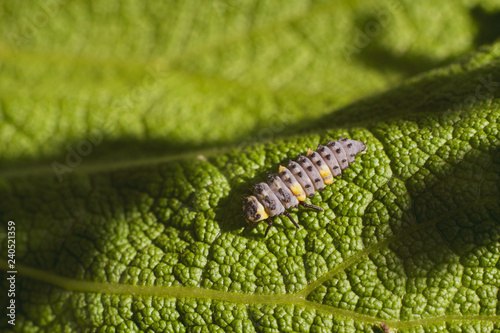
243,138 -> 366,236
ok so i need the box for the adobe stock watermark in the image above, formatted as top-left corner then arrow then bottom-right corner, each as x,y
110,64 -> 168,113
236,111 -> 297,153
440,73 -> 499,120
7,0 -> 68,52
6,221 -> 16,326
230,111 -> 297,189
342,0 -> 402,63
449,74 -> 499,113
51,129 -> 103,182
49,64 -> 167,183
212,0 -> 236,18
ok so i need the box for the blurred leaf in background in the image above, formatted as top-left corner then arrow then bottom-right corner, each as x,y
1,0 -> 500,332
2,0 -> 498,165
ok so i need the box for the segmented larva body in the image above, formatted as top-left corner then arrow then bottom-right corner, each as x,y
243,138 -> 366,236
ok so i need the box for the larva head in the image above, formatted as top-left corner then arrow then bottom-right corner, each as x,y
243,196 -> 269,225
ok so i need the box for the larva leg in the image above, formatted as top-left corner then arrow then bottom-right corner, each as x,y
264,220 -> 273,237
283,211 -> 299,229
300,202 -> 323,211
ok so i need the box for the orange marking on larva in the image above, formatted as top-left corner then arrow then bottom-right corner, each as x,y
319,165 -> 332,179
290,183 -> 306,201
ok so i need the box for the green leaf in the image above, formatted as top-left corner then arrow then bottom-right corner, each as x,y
1,1 -> 500,332
2,0 -> 498,165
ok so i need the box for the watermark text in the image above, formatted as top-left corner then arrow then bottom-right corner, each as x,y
6,220 -> 16,326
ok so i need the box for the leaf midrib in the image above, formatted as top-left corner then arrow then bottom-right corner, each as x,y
0,144 -> 230,179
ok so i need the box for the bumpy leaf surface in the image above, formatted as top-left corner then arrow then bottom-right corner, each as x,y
1,1 -> 500,332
